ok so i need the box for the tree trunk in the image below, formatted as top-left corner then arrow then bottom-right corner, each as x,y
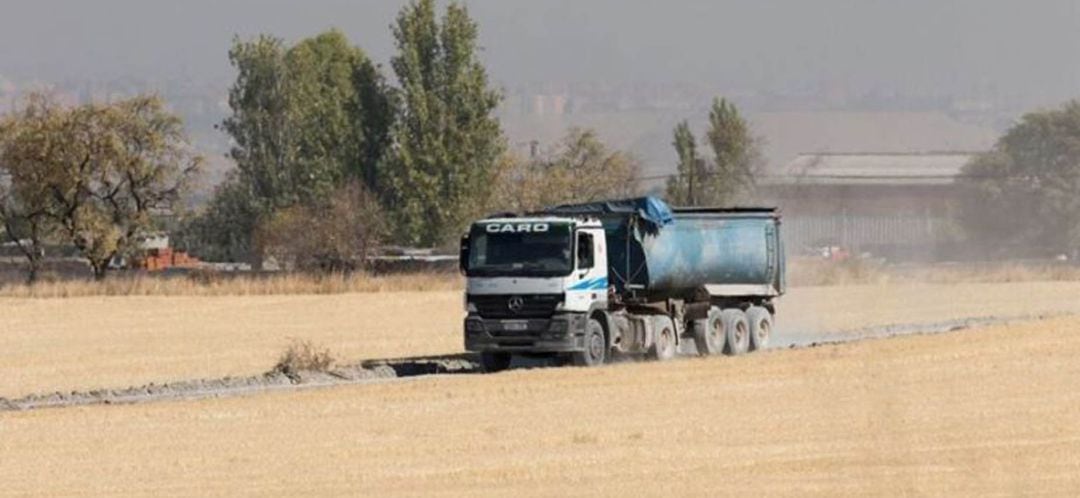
249,252 -> 265,272
91,260 -> 108,281
25,261 -> 39,285
26,232 -> 44,285
3,219 -> 44,285
25,244 -> 42,284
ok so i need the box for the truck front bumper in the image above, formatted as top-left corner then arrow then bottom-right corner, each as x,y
464,313 -> 588,353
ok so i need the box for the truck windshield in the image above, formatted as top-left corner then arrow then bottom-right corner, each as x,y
467,223 -> 573,277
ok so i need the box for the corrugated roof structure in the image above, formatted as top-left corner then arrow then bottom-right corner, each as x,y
769,152 -> 977,186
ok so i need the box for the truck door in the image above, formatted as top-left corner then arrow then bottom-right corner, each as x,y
565,229 -> 608,312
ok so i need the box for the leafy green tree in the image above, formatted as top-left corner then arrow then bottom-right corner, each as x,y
665,98 -> 760,207
206,30 -> 395,264
492,128 -> 640,213
704,98 -> 759,205
220,35 -> 292,219
176,175 -> 259,262
958,101 -> 1080,257
384,0 -> 505,246
350,50 -> 398,192
285,30 -> 397,196
665,120 -> 708,206
0,93 -> 201,280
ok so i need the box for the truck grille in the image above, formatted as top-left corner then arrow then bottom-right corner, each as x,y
470,294 -> 563,319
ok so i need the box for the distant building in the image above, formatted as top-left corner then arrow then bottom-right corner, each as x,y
759,152 -> 978,260
137,233 -> 171,251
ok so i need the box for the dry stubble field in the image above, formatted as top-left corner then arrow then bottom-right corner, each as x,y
3,281 -> 1080,397
2,314 -> 1080,496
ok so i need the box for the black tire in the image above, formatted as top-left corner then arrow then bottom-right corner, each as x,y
648,318 -> 677,361
721,309 -> 750,356
571,318 -> 608,367
747,306 -> 773,352
692,307 -> 725,356
479,352 -> 512,373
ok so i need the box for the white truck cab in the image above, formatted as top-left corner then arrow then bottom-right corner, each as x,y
460,216 -> 609,369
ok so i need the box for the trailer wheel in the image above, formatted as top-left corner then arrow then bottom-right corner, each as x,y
747,306 -> 772,351
479,352 -> 512,373
721,309 -> 750,355
649,320 -> 677,361
693,308 -> 725,356
571,319 -> 608,367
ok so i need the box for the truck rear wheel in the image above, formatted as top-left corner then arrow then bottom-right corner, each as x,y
722,309 -> 750,356
747,306 -> 773,351
693,308 -> 725,356
648,319 -> 677,361
571,319 -> 608,367
479,352 -> 512,373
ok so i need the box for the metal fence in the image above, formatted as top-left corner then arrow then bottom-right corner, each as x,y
783,213 -> 950,253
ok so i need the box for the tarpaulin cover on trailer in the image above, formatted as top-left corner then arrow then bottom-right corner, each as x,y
539,197 -> 675,228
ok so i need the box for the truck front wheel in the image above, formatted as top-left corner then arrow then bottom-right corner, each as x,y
480,352 -> 513,373
571,319 -> 608,367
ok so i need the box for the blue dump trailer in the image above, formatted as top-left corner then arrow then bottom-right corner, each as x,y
461,197 -> 786,372
544,198 -> 785,300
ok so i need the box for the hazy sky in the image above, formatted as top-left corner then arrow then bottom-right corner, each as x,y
2,0 -> 1080,104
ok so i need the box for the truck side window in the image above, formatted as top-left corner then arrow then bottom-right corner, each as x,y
577,233 -> 594,270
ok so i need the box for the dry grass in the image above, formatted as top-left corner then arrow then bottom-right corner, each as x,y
0,291 -> 464,397
790,258 -> 1080,286
789,257 -> 892,286
4,315 -> 1080,496
5,282 -> 1080,398
0,260 -> 1077,299
906,262 -> 1080,284
0,271 -> 462,298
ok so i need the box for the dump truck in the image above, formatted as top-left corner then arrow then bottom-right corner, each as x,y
460,197 -> 785,372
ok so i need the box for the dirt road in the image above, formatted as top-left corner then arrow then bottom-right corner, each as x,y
4,282 -> 1080,398
3,315 -> 1079,496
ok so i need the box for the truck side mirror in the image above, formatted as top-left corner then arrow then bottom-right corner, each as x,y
459,234 -> 470,274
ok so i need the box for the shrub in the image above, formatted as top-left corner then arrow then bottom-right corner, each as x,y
273,339 -> 336,376
259,182 -> 386,273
